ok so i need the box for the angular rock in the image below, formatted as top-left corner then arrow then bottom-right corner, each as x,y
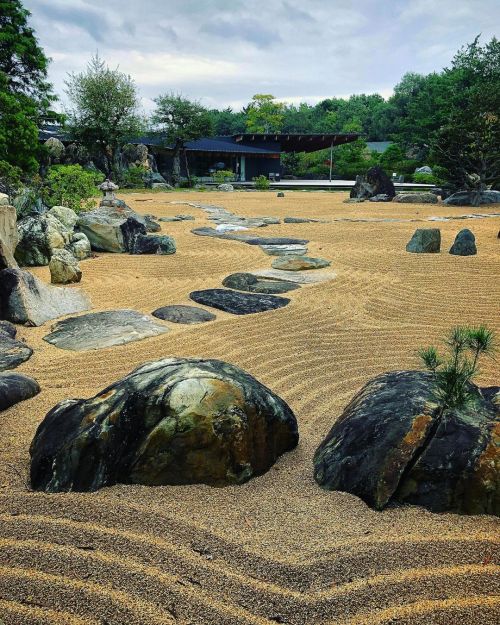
67,232 -> 91,261
271,255 -> 331,271
393,193 -> 438,204
30,357 -> 299,491
449,228 -> 477,256
190,289 -> 290,315
283,217 -> 319,223
15,213 -> 72,266
314,371 -> 500,515
131,233 -> 176,255
0,268 -> 90,326
77,205 -> 147,253
43,309 -> 169,351
152,305 -> 215,324
0,323 -> 33,371
444,190 -> 500,206
0,372 -> 40,411
49,249 -> 82,284
253,268 -> 337,284
406,228 -> 441,253
48,206 -> 78,230
222,273 -> 300,294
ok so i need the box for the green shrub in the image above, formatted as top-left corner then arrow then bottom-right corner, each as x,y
0,161 -> 22,197
42,165 -> 103,212
413,172 -> 438,184
253,175 -> 270,190
213,169 -> 235,183
122,165 -> 148,188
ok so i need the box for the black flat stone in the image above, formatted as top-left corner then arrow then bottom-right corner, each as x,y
0,372 -> 40,411
0,324 -> 33,372
152,305 -> 216,324
190,289 -> 290,315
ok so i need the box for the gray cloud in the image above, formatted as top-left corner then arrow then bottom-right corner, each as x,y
23,0 -> 500,112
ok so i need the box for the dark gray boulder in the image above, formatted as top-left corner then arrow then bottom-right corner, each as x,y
0,372 -> 40,411
449,229 -> 477,256
366,166 -> 396,199
43,309 -> 169,351
314,370 -> 500,515
0,322 -> 33,371
444,190 -> 500,206
131,233 -> 176,255
143,215 -> 161,232
152,305 -> 215,324
190,289 -> 290,315
222,273 -> 300,294
350,176 -> 374,200
30,357 -> 299,492
277,192 -> 285,197
406,228 -> 441,253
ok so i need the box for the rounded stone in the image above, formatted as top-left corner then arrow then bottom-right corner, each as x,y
152,305 -> 216,324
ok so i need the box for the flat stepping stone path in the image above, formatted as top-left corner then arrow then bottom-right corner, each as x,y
253,268 -> 337,284
271,255 -> 331,271
190,289 -> 290,315
222,273 -> 300,294
152,305 -> 216,324
43,309 -> 169,351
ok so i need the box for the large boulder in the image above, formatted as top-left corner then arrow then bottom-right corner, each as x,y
47,206 -> 78,230
15,213 -> 72,266
0,372 -> 40,411
349,175 -> 374,200
392,193 -> 438,204
444,190 -> 500,206
30,357 -> 299,492
366,166 -> 396,199
313,371 -> 499,515
49,249 -> 82,284
0,321 -> 33,371
406,228 -> 441,253
77,205 -> 146,253
0,268 -> 90,326
131,233 -> 176,255
449,228 -> 477,256
0,204 -> 19,270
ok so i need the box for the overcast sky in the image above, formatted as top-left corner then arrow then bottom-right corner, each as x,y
24,0 -> 500,113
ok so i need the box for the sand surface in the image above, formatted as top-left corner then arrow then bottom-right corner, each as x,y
0,191 -> 499,625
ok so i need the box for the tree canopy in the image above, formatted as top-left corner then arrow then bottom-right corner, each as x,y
245,94 -> 285,133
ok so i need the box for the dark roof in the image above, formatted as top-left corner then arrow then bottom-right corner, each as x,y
234,133 -> 359,152
132,135 -> 280,154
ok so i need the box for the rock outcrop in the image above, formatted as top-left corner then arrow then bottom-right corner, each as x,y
30,357 -> 299,492
314,371 -> 499,515
0,268 -> 90,326
406,228 -> 441,253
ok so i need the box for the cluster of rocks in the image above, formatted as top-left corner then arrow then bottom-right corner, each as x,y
348,167 -> 396,202
406,228 -> 478,255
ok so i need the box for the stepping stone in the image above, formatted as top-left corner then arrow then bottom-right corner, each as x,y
191,228 -> 308,247
0,322 -> 33,371
271,255 -> 331,271
283,217 -> 320,223
253,269 -> 337,284
43,309 -> 170,351
190,289 -> 290,315
0,371 -> 40,411
152,305 -> 216,324
222,273 -> 300,294
259,244 -> 308,256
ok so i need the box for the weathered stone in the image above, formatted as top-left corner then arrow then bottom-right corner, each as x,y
444,190 -> 500,206
175,214 -> 195,221
283,217 -> 319,223
131,233 -> 176,255
0,268 -> 90,326
271,255 -> 331,271
259,244 -> 308,256
314,371 -> 500,515
343,198 -> 365,203
143,214 -> 161,233
15,214 -> 72,266
190,289 -> 290,315
77,205 -> 146,253
0,372 -> 40,411
253,268 -> 337,284
152,305 -> 215,324
277,192 -> 285,197
43,309 -> 169,351
366,166 -> 396,199
30,357 -> 299,491
67,232 -> 91,261
449,228 -> 477,256
48,206 -> 78,230
151,183 -> 172,190
222,273 -> 300,294
217,183 -> 234,192
406,228 -> 441,253
0,204 -> 18,262
0,193 -> 9,206
191,228 -> 308,247
393,193 -> 438,204
0,323 -> 33,371
350,176 -> 374,200
369,194 -> 392,202
49,249 -> 82,284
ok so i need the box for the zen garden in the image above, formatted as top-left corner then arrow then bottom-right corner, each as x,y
0,1 -> 499,624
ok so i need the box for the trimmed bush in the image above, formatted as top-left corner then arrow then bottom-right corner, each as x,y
42,165 -> 104,212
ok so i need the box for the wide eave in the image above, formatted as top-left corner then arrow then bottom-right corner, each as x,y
233,133 -> 360,152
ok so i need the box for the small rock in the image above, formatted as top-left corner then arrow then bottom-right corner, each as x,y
449,229 -> 477,256
152,305 -> 216,324
271,255 -> 331,271
392,193 -> 438,204
217,184 -> 234,192
222,273 -> 300,294
277,192 -> 285,198
67,232 -> 91,261
283,217 -> 319,223
143,214 -> 161,233
406,228 -> 441,253
0,372 -> 40,411
49,249 -> 82,284
131,233 -> 176,255
0,322 -> 33,371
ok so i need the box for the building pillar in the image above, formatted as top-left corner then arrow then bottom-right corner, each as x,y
240,155 -> 246,182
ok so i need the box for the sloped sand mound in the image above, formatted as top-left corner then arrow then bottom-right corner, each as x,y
0,191 -> 499,625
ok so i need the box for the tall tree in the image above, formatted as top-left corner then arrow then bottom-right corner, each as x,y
432,37 -> 500,205
65,55 -> 143,176
245,94 -> 284,133
152,93 -> 213,185
0,0 -> 56,175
